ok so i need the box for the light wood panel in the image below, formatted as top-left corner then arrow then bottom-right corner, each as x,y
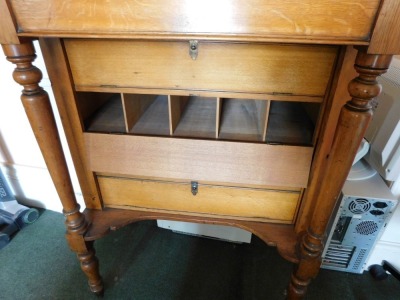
84,133 -> 313,188
259,100 -> 271,141
98,176 -> 300,224
168,95 -> 189,135
64,40 -> 338,97
216,97 -> 223,139
10,0 -> 380,42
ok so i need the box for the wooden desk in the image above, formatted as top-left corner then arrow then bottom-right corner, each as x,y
1,1 -> 399,298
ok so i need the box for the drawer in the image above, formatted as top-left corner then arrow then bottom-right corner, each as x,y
98,176 -> 301,224
64,39 -> 337,98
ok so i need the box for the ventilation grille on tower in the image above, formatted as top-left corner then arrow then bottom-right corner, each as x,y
322,178 -> 398,274
348,198 -> 371,214
352,249 -> 367,271
355,221 -> 378,235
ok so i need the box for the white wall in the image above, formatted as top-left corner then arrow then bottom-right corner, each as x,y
0,41 -> 83,212
365,57 -> 400,271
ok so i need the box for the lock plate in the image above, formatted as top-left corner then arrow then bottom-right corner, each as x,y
191,181 -> 198,195
189,40 -> 199,60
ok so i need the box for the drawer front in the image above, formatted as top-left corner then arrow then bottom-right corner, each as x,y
65,39 -> 337,97
13,1 -> 380,41
98,176 -> 301,224
84,133 -> 313,188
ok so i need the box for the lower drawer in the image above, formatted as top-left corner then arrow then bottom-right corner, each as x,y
98,176 -> 301,224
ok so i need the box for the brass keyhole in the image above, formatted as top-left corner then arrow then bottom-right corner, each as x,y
189,40 -> 199,60
191,181 -> 198,195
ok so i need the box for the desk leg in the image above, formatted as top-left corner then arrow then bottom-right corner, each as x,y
2,42 -> 103,295
287,49 -> 392,299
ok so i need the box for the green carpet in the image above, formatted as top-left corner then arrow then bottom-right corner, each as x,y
0,210 -> 398,299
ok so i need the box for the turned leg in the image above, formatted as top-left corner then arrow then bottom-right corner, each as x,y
287,49 -> 393,299
66,234 -> 103,295
1,42 -> 103,294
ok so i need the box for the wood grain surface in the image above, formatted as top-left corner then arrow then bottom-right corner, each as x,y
369,0 -> 400,54
84,207 -> 299,263
39,38 -> 103,209
10,0 -> 380,42
65,40 -> 337,97
85,133 -> 313,188
98,176 -> 300,223
0,0 -> 19,44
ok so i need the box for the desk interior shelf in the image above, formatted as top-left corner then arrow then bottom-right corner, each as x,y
80,93 -> 125,133
266,102 -> 320,145
77,92 -> 319,146
171,96 -> 217,139
124,94 -> 170,136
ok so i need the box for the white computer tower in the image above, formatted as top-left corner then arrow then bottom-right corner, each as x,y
321,170 -> 398,273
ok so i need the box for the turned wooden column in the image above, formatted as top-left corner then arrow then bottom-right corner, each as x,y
287,49 -> 393,299
1,41 -> 103,295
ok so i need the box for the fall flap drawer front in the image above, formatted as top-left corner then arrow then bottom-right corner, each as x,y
84,133 -> 313,189
64,39 -> 337,98
98,176 -> 301,224
13,1 -> 380,41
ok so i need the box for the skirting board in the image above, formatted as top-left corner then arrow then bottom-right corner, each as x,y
0,163 -> 84,213
365,241 -> 400,271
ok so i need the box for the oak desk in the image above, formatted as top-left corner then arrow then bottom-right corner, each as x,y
1,1 -> 399,298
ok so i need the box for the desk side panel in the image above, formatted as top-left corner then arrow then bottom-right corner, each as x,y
0,0 -> 20,44
369,0 -> 400,54
39,38 -> 103,209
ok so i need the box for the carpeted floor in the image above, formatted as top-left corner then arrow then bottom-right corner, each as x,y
0,210 -> 398,299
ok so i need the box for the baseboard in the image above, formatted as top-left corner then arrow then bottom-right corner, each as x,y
365,241 -> 400,271
0,163 -> 84,213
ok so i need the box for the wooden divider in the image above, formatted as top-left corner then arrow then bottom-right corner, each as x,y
121,94 -> 157,132
216,97 -> 223,139
258,100 -> 271,142
168,95 -> 189,135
